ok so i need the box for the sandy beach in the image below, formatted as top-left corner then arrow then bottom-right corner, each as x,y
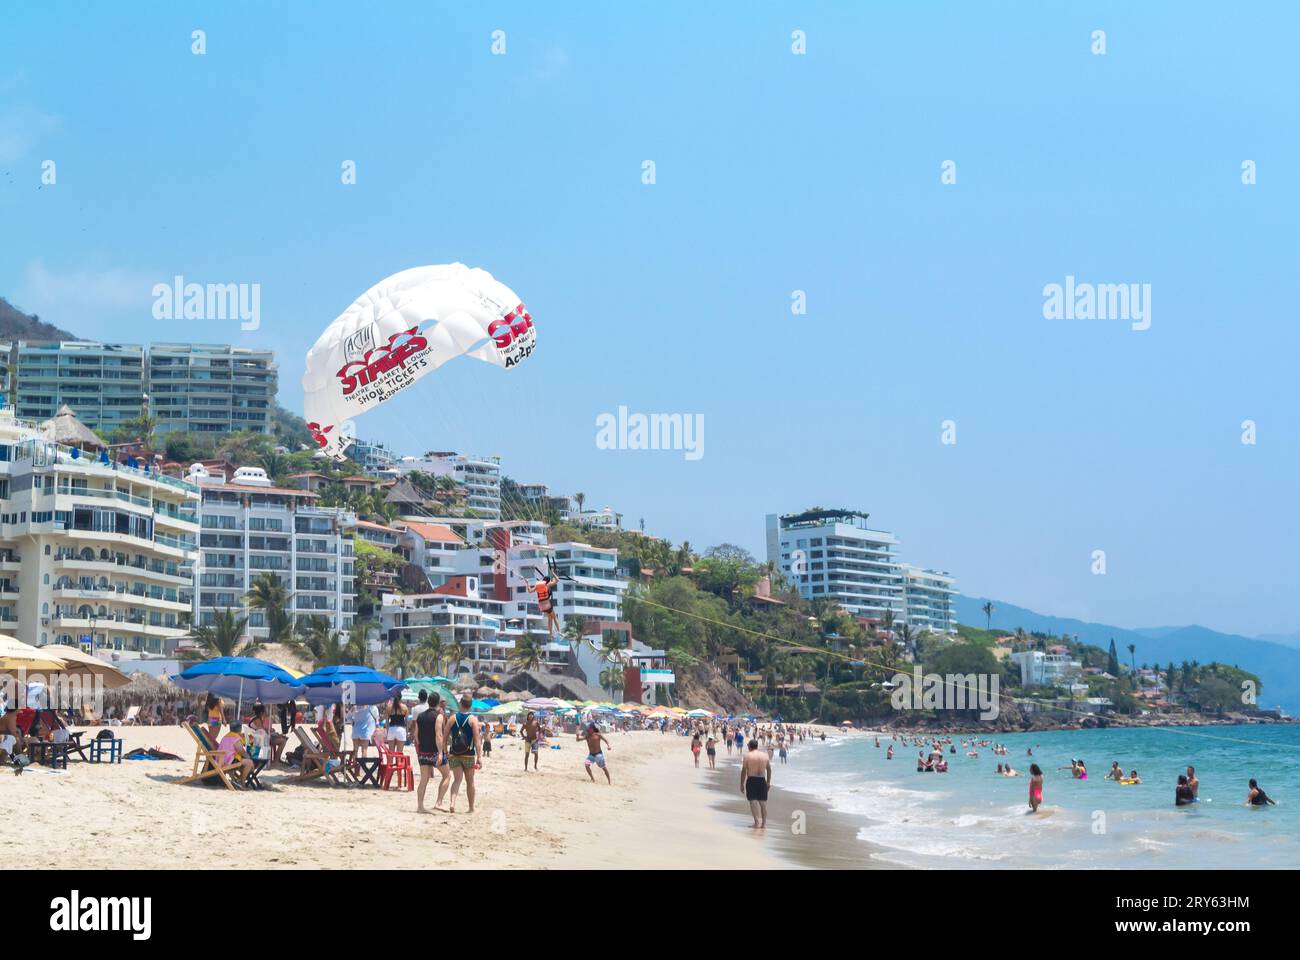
2,725 -> 840,870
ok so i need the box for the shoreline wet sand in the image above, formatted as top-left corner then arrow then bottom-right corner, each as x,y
695,738 -> 900,870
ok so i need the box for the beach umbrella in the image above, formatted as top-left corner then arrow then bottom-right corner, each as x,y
686,708 -> 713,718
43,644 -> 130,689
523,697 -> 561,710
470,699 -> 491,712
299,664 -> 404,706
173,656 -> 303,717
486,702 -> 520,716
0,635 -> 69,673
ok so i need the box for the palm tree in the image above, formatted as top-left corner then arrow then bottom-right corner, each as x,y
561,616 -> 590,658
295,615 -> 333,662
511,633 -> 544,672
413,632 -> 445,676
244,572 -> 293,645
445,638 -> 466,676
574,492 -> 586,514
1127,643 -> 1137,675
190,606 -> 249,658
598,667 -> 623,699
388,637 -> 411,678
343,619 -> 372,665
897,623 -> 920,661
981,601 -> 995,631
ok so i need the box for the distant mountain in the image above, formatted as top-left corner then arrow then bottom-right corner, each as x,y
955,595 -> 1300,713
1255,630 -> 1300,650
0,297 -> 77,341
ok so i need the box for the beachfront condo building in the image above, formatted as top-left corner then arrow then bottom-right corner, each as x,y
391,453 -> 502,519
190,465 -> 355,640
766,509 -> 905,622
7,341 -> 147,432
1012,650 -> 1084,687
5,341 -> 277,436
379,574 -> 566,678
0,406 -> 199,655
147,343 -> 277,435
345,437 -> 398,475
900,564 -> 959,634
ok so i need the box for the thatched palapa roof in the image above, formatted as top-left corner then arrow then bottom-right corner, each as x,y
41,404 -> 107,451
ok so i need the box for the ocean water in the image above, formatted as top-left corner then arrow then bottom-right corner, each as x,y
781,725 -> 1300,869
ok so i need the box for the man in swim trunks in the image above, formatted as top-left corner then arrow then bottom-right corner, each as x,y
577,722 -> 611,784
414,693 -> 450,813
740,738 -> 772,829
522,712 -> 541,771
1186,765 -> 1199,800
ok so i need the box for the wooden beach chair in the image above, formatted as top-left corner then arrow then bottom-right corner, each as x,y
292,726 -> 340,785
177,723 -> 242,790
314,724 -> 357,783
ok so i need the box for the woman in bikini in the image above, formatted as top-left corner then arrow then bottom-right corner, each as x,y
1028,763 -> 1044,812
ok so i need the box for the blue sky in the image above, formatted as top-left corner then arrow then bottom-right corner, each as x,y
3,2 -> 1298,635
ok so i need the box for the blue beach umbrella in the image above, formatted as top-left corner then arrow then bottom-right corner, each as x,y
173,656 -> 303,716
299,664 -> 405,706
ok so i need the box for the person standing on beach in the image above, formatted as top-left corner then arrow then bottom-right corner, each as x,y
1028,764 -> 1044,813
578,722 -> 612,784
706,734 -> 717,770
415,693 -> 450,813
740,739 -> 772,829
522,712 -> 541,771
446,695 -> 482,813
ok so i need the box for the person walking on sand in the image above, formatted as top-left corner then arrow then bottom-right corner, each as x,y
578,722 -> 612,784
691,732 -> 702,768
741,739 -> 772,829
706,734 -> 718,770
522,712 -> 541,771
445,695 -> 481,814
1028,763 -> 1044,813
415,693 -> 451,813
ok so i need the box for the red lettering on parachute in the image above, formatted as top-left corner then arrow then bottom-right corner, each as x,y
335,327 -> 429,396
488,304 -> 533,349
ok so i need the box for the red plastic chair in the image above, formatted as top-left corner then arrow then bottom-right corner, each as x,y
374,732 -> 412,791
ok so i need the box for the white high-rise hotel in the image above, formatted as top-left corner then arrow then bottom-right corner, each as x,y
766,509 -> 956,634
0,408 -> 199,655
191,465 -> 356,638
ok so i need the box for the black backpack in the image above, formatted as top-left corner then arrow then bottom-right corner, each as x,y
449,714 -> 475,756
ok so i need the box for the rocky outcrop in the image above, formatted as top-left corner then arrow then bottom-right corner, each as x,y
675,662 -> 763,717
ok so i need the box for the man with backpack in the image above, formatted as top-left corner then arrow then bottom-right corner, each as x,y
446,695 -> 482,814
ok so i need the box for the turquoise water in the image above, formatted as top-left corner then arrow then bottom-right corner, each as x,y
783,725 -> 1300,868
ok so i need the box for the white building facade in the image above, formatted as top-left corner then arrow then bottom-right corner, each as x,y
900,564 -> 958,634
192,466 -> 355,638
0,408 -> 199,655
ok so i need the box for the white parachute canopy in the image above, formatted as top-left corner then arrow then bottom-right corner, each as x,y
302,263 -> 536,459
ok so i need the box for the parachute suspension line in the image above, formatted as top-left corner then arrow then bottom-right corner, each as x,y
628,596 -> 1300,752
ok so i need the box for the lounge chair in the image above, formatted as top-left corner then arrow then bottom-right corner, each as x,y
292,726 -> 341,785
314,724 -> 357,783
122,706 -> 141,726
177,723 -> 242,789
